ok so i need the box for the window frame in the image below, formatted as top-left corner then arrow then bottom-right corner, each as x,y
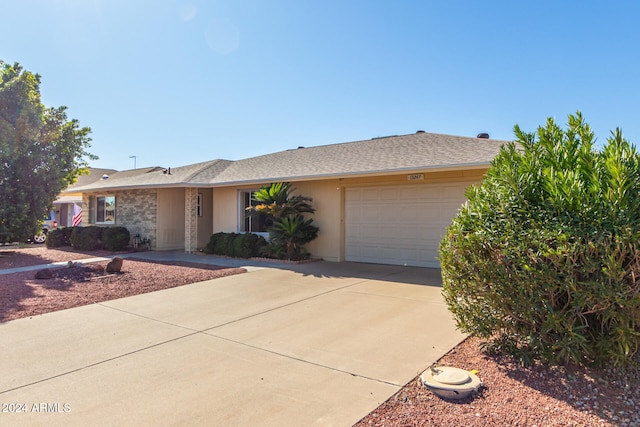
95,195 -> 116,225
238,190 -> 269,235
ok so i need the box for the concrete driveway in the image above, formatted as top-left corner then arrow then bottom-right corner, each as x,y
0,258 -> 465,426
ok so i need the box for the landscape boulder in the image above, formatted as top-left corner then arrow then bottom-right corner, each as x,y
105,257 -> 124,273
35,269 -> 53,279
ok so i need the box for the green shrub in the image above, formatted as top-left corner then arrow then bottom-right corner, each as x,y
203,232 -> 267,258
102,226 -> 130,251
217,233 -> 237,255
267,215 -> 318,260
63,227 -> 75,244
440,112 -> 640,367
70,226 -> 103,251
260,241 -> 287,260
230,234 -> 244,257
235,232 -> 267,258
203,232 -> 223,255
45,227 -> 74,248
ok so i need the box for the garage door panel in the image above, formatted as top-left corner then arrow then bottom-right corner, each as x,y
345,183 -> 472,268
360,188 -> 381,201
396,206 -> 426,221
362,208 -> 382,220
381,227 -> 415,241
379,188 -> 399,200
380,211 -> 403,222
405,186 -> 438,199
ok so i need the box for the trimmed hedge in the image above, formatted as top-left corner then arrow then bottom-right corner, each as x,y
45,227 -> 74,248
62,226 -> 130,251
103,227 -> 130,251
203,232 -> 267,258
70,226 -> 103,251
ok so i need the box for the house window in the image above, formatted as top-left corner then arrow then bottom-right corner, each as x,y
197,193 -> 203,217
96,196 -> 116,224
239,190 -> 268,233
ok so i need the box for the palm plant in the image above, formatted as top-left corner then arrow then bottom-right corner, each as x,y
268,215 -> 319,260
247,182 -> 319,260
247,182 -> 314,220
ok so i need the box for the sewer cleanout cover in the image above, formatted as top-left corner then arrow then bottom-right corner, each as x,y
420,366 -> 482,400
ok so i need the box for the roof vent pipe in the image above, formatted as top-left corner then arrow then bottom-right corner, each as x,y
477,133 -> 490,139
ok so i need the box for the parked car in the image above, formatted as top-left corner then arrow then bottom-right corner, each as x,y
31,210 -> 57,244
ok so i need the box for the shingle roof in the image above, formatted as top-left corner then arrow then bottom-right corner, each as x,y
207,132 -> 508,185
67,160 -> 232,192
68,132 -> 508,192
66,167 -> 118,190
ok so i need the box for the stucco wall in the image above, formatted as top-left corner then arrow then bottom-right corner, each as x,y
294,180 -> 342,261
212,187 -> 240,233
197,188 -> 213,248
156,188 -> 185,250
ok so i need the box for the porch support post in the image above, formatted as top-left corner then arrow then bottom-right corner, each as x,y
185,188 -> 198,253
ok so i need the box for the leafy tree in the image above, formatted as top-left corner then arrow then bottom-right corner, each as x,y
0,61 -> 96,243
440,112 -> 640,367
248,182 -> 319,260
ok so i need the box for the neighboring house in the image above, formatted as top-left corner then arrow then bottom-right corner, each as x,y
67,131 -> 507,267
53,167 -> 117,227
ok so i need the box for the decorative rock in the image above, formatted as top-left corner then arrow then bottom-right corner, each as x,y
105,257 -> 124,273
35,269 -> 53,279
90,265 -> 105,273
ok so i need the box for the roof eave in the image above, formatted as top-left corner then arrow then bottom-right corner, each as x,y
208,162 -> 492,188
66,162 -> 492,192
64,182 -> 196,193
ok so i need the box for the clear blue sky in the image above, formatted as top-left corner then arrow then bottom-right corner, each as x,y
2,0 -> 639,170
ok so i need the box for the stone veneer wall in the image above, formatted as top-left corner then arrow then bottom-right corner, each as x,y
83,189 -> 158,249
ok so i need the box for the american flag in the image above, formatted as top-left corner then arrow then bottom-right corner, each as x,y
72,204 -> 82,226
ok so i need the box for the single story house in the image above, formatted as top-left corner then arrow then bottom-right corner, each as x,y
67,131 -> 507,268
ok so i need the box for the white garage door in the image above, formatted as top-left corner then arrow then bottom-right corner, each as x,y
344,183 -> 470,268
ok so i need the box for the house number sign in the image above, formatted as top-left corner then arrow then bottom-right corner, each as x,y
407,174 -> 424,181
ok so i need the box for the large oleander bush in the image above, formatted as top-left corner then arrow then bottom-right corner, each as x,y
440,112 -> 640,367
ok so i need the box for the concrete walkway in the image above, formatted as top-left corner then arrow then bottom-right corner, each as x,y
0,257 -> 113,275
0,253 -> 465,426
